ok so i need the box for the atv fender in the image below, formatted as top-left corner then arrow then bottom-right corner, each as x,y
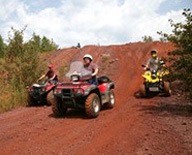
84,85 -> 98,95
108,83 -> 115,91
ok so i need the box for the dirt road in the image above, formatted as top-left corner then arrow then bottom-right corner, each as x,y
0,42 -> 191,155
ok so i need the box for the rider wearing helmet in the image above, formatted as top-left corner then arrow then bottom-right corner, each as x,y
37,64 -> 58,84
146,50 -> 164,71
83,54 -> 99,85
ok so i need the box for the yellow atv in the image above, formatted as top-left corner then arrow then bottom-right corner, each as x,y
139,64 -> 171,97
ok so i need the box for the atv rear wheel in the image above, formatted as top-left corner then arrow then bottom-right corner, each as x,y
27,94 -> 36,106
105,90 -> 115,109
85,93 -> 101,118
164,82 -> 171,96
46,91 -> 54,106
52,97 -> 67,117
139,84 -> 147,97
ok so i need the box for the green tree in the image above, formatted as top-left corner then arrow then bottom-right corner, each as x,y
6,27 -> 25,62
28,33 -> 41,53
158,9 -> 192,97
142,35 -> 153,42
159,37 -> 167,42
41,36 -> 58,52
0,35 -> 6,57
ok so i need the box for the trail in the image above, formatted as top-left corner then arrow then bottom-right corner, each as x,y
0,42 -> 191,155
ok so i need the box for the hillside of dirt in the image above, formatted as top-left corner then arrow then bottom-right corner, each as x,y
0,41 -> 192,155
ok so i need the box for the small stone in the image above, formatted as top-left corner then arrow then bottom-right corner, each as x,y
177,94 -> 181,97
159,130 -> 163,134
182,122 -> 187,125
145,147 -> 149,151
163,129 -> 168,132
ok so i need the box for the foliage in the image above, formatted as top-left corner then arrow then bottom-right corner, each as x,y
28,33 -> 58,53
41,36 -> 58,52
158,9 -> 192,97
142,35 -> 153,42
0,35 -> 6,58
159,37 -> 168,42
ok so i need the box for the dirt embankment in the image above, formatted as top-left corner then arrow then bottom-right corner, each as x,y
0,42 -> 192,155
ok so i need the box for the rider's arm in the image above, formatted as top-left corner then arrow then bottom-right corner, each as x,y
38,70 -> 49,81
146,59 -> 151,68
145,59 -> 152,70
92,68 -> 99,77
38,74 -> 46,81
49,74 -> 56,80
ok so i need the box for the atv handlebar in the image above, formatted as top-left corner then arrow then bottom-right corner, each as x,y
141,64 -> 150,71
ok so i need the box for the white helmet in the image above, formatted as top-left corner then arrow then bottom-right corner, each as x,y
83,54 -> 93,61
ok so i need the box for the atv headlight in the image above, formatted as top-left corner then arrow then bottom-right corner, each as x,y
73,88 -> 84,95
84,88 -> 91,95
29,87 -> 33,92
151,74 -> 157,79
42,87 -> 46,92
71,75 -> 80,82
72,76 -> 78,82
54,88 -> 61,94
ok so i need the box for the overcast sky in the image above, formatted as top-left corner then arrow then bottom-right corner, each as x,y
0,0 -> 191,47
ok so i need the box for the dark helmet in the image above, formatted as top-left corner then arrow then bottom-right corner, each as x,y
150,49 -> 157,55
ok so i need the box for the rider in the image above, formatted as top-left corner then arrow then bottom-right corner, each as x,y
37,64 -> 58,84
146,49 -> 165,71
83,54 -> 99,85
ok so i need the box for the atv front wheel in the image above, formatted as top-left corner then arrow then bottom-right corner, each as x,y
85,93 -> 101,118
105,90 -> 115,109
139,84 -> 147,97
164,82 -> 171,96
46,91 -> 54,106
27,94 -> 36,106
52,97 -> 67,117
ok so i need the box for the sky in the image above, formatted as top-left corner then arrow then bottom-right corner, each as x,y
0,0 -> 191,47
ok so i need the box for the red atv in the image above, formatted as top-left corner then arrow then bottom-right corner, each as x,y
27,80 -> 56,106
52,61 -> 115,118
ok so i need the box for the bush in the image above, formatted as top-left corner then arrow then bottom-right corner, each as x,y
158,9 -> 192,98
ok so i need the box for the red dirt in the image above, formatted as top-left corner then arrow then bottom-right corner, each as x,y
0,41 -> 192,155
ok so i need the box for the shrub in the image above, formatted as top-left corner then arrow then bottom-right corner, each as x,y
158,9 -> 192,98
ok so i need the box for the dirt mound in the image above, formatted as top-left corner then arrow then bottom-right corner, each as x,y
45,41 -> 175,102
